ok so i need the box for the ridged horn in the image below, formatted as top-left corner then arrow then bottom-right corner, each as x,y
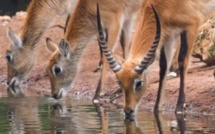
134,5 -> 161,74
96,4 -> 121,72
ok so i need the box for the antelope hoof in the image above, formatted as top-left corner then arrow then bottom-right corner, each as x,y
93,91 -> 102,104
93,98 -> 99,104
175,103 -> 187,115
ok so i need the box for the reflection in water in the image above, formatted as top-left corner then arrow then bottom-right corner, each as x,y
154,112 -> 186,134
0,87 -> 214,133
50,102 -> 78,134
124,121 -> 143,134
6,86 -> 42,134
94,104 -> 109,134
176,114 -> 186,134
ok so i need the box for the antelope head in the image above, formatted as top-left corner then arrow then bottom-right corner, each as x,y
97,4 -> 161,119
6,28 -> 36,87
46,38 -> 77,99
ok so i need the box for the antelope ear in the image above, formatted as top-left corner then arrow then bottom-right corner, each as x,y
45,38 -> 58,53
7,27 -> 22,48
58,39 -> 70,59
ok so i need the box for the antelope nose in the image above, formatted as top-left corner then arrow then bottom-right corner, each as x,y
124,109 -> 134,115
124,108 -> 134,121
52,93 -> 60,100
52,91 -> 63,100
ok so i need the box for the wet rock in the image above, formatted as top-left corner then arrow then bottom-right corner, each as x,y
168,120 -> 178,128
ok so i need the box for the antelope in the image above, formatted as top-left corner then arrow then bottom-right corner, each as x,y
46,0 -> 143,99
6,0 -> 78,87
97,0 -> 215,118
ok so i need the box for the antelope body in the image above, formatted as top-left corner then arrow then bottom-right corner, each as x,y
97,0 -> 215,118
46,0 -> 143,99
6,0 -> 78,86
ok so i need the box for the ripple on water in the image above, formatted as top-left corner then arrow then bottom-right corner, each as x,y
0,97 -> 214,133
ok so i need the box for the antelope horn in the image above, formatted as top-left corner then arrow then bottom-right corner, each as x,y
96,4 -> 121,72
135,5 -> 161,74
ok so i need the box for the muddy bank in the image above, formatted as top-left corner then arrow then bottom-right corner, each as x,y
0,14 -> 215,115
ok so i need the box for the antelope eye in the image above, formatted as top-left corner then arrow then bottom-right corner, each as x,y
134,79 -> 143,91
6,54 -> 12,62
52,65 -> 62,75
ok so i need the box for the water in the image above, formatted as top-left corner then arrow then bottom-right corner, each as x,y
0,86 -> 215,134
1,1 -> 215,133
0,0 -> 30,16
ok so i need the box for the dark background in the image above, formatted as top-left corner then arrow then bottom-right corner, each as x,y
0,0 -> 30,15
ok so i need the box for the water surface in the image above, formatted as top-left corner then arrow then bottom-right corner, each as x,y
0,86 -> 215,134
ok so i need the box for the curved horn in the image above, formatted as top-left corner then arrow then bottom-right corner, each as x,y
96,4 -> 121,72
135,5 -> 161,74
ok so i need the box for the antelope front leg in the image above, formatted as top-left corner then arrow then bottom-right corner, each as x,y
176,29 -> 196,114
170,37 -> 180,73
154,47 -> 168,112
154,36 -> 175,112
93,20 -> 121,102
93,57 -> 107,102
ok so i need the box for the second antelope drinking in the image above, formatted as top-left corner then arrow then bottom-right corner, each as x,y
46,0 -> 142,100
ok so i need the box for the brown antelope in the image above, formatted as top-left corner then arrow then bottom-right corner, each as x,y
97,0 -> 215,117
6,0 -> 78,87
46,0 -> 143,100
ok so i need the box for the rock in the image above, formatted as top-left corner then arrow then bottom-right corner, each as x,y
0,15 -> 11,26
192,13 -> 215,65
167,72 -> 177,78
93,99 -> 99,103
168,120 -> 178,128
0,15 -> 11,22
16,11 -> 27,20
170,12 -> 215,68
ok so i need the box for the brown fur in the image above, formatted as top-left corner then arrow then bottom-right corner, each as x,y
105,0 -> 215,115
6,0 -> 77,86
46,0 -> 143,99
